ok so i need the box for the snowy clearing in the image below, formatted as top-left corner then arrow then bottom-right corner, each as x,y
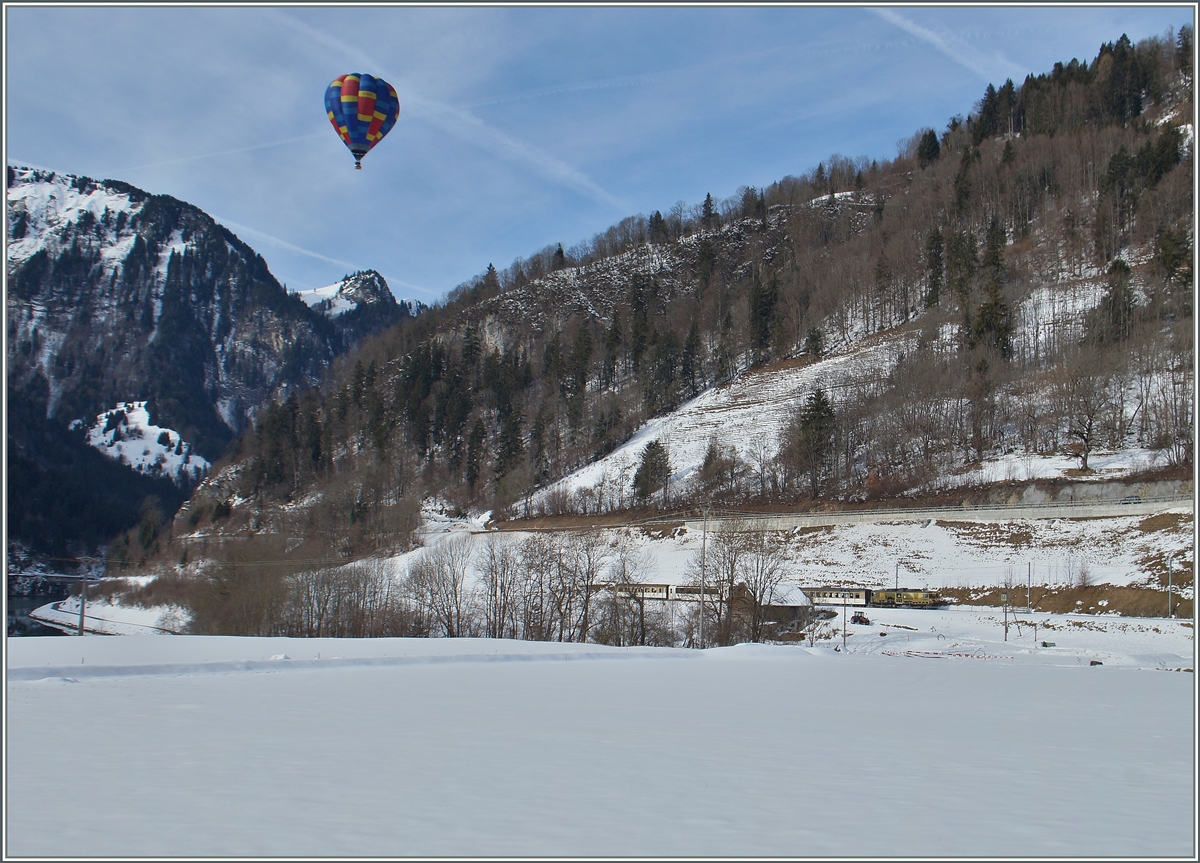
6,617 -> 1193,857
73,400 -> 209,487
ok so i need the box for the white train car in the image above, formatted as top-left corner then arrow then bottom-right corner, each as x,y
587,583 -> 729,602
805,587 -> 869,606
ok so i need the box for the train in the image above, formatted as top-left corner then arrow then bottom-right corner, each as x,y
587,583 -> 729,602
585,583 -> 942,609
805,587 -> 944,609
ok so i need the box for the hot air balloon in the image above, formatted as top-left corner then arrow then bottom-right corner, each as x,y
325,73 -> 400,169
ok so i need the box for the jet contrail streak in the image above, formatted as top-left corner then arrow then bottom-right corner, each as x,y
107,134 -> 328,174
211,216 -> 359,270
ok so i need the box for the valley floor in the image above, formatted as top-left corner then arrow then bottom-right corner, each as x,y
6,614 -> 1195,857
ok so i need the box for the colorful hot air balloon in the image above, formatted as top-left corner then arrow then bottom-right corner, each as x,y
325,73 -> 400,169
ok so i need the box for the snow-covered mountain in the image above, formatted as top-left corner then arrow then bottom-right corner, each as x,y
7,166 -> 338,452
5,167 -> 417,560
290,269 -> 424,349
292,270 -> 423,320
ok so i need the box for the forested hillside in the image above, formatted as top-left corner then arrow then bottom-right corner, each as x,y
156,30 -> 1191,572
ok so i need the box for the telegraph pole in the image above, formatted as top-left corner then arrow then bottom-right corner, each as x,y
699,508 -> 708,649
1167,555 -> 1173,619
77,576 -> 87,638
840,590 -> 849,652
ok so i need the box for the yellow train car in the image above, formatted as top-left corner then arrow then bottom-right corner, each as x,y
868,589 -> 944,609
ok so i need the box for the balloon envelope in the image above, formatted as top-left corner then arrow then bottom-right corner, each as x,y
325,73 -> 400,168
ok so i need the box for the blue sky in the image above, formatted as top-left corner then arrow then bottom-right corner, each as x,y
5,5 -> 1193,301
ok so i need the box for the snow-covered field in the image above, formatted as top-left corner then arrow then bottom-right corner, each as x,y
6,613 -> 1194,857
475,504 -> 1192,596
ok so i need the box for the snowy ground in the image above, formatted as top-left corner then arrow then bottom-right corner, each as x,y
33,500 -> 1191,636
492,505 -> 1193,596
6,613 -> 1194,857
28,593 -> 188,636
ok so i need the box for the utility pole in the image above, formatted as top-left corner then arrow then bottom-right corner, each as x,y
1027,561 -> 1032,613
77,577 -> 87,636
700,508 -> 707,649
895,562 -> 899,592
1167,555 -> 1173,619
1002,589 -> 1008,642
840,590 -> 849,652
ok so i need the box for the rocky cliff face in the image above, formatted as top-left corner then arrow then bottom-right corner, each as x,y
5,167 -> 412,558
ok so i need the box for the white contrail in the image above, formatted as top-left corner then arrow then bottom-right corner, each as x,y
271,9 -> 628,212
210,216 -> 441,297
462,74 -> 651,110
105,134 -> 328,175
873,8 -> 1023,83
210,215 -> 359,270
376,274 -> 440,298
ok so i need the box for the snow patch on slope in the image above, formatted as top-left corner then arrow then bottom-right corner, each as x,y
75,400 -> 210,487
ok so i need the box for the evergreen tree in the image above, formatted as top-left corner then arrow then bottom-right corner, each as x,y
925,228 -> 944,308
632,439 -> 671,502
947,230 -> 977,305
971,283 -> 1014,359
629,279 -> 649,373
714,310 -> 735,383
460,324 -> 482,367
981,218 -> 1006,275
495,410 -> 524,479
793,389 -> 836,498
953,147 -> 975,210
465,418 -> 486,488
483,263 -> 500,294
602,310 -> 622,387
748,277 -> 778,366
701,193 -> 716,229
1001,139 -> 1016,165
1086,259 -> 1137,344
916,129 -> 941,168
648,211 -> 667,244
802,327 -> 825,359
681,320 -> 702,397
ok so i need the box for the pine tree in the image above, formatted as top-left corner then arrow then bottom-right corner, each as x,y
648,211 -> 667,244
916,129 -> 941,168
925,228 -> 944,308
483,263 -> 500,294
748,277 -> 778,366
795,389 -> 836,498
1086,259 -> 1137,344
681,320 -> 702,397
602,311 -> 622,387
632,439 -> 671,502
495,410 -> 524,479
465,418 -> 486,489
